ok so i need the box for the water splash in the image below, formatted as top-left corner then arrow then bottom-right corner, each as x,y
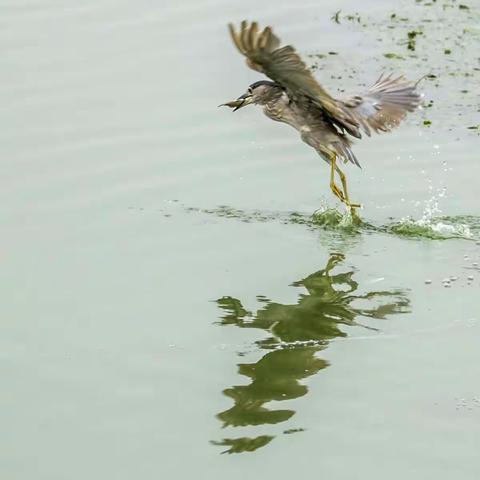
195,204 -> 364,233
311,206 -> 363,231
387,189 -> 474,239
181,200 -> 478,241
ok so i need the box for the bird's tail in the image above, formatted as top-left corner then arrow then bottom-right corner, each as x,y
332,140 -> 361,168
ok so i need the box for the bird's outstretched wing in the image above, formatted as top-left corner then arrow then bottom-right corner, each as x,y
228,21 -> 361,137
340,74 -> 422,137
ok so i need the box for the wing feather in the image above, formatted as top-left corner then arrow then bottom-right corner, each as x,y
228,21 -> 362,137
227,21 -> 421,140
341,74 -> 422,136
229,23 -> 245,54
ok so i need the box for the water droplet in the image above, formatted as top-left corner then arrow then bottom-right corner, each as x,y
425,279 -> 432,284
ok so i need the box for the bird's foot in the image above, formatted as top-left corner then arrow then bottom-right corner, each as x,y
344,201 -> 361,219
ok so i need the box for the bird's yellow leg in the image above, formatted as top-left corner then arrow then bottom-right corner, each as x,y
336,166 -> 361,210
329,153 -> 346,203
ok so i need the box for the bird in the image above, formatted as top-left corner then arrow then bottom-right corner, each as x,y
220,21 -> 422,214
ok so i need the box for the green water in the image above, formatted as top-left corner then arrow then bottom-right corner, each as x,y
2,0 -> 480,479
188,204 -> 480,239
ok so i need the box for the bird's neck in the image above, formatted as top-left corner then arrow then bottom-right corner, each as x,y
262,94 -> 296,127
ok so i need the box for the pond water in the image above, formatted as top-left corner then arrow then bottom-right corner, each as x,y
2,0 -> 480,478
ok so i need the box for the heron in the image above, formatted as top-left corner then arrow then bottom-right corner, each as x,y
220,21 -> 422,214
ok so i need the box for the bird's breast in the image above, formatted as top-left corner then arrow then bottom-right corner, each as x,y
263,103 -> 297,128
263,104 -> 284,121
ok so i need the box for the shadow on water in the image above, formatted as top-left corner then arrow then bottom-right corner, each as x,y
211,253 -> 410,454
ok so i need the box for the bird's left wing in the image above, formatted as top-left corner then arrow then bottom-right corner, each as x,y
228,21 -> 361,137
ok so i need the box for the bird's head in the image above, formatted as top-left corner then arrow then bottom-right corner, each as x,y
220,80 -> 282,111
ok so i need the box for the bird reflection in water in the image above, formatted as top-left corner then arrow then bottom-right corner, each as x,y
211,253 -> 410,454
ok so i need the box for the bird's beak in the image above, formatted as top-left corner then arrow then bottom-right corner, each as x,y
219,93 -> 253,111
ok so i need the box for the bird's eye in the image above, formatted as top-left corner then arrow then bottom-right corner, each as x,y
248,87 -> 253,94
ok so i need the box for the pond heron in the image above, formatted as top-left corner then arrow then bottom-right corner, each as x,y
220,21 -> 422,213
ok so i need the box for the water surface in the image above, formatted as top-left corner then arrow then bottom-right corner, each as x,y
1,0 -> 480,479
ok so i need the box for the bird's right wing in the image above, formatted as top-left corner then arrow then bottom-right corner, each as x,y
341,74 -> 422,136
228,21 -> 361,137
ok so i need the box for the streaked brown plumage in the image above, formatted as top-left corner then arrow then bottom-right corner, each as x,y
221,21 -> 422,211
